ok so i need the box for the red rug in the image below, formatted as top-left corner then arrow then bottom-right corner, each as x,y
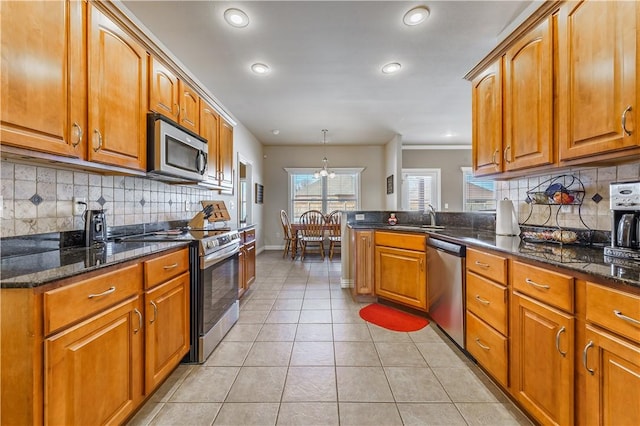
359,303 -> 429,332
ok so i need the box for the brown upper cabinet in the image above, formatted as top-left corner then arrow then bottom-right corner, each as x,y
219,119 -> 234,189
200,101 -> 221,183
557,0 -> 638,161
87,4 -> 147,171
149,56 -> 200,135
503,16 -> 554,171
469,0 -> 640,176
0,0 -> 86,158
472,59 -> 503,176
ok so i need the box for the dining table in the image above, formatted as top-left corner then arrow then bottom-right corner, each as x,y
289,222 -> 340,259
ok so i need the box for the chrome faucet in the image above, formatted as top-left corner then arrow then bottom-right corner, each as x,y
425,204 -> 437,226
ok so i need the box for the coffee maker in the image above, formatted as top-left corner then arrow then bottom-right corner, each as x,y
605,181 -> 640,261
84,209 -> 108,246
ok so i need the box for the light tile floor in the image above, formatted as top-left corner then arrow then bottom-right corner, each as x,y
128,251 -> 533,426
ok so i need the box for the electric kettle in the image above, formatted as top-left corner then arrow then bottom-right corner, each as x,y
616,213 -> 637,248
84,209 -> 108,246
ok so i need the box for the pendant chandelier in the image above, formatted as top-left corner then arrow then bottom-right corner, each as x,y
314,129 -> 336,179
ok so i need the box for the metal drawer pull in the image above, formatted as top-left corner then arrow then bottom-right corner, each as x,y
88,286 -> 116,299
163,263 -> 179,270
475,295 -> 490,305
474,338 -> 491,351
71,122 -> 83,147
133,308 -> 142,334
555,326 -> 567,357
583,340 -> 595,375
474,261 -> 490,269
613,310 -> 640,326
525,278 -> 550,290
622,105 -> 632,136
150,301 -> 158,324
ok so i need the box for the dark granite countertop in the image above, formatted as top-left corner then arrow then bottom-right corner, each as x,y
1,240 -> 190,288
349,223 -> 640,291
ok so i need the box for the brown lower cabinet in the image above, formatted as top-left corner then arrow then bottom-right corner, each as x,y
239,227 -> 256,298
1,247 -> 190,425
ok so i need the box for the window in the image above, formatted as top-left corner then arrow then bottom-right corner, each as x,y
402,169 -> 441,210
286,168 -> 362,220
461,167 -> 496,211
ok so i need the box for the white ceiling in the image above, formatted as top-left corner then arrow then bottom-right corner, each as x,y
121,1 -> 533,147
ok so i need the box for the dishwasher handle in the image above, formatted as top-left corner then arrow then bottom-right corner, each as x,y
427,237 -> 466,257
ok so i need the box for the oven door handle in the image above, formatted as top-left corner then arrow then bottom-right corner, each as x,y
201,242 -> 240,268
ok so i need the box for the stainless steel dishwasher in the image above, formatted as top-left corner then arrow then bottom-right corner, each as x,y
426,237 -> 466,349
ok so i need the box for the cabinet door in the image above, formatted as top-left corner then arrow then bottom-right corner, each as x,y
583,325 -> 640,426
472,59 -> 503,176
87,4 -> 147,170
353,231 -> 375,296
145,272 -> 190,393
219,119 -> 234,189
504,17 -> 554,171
200,101 -> 221,183
45,297 -> 144,426
1,0 -> 85,157
238,245 -> 247,298
149,56 -> 180,121
178,80 -> 200,134
246,241 -> 256,288
558,0 -> 638,160
511,292 -> 574,426
375,245 -> 427,310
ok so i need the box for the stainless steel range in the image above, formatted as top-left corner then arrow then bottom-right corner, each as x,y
118,227 -> 241,363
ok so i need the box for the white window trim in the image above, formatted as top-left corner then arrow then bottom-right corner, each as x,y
401,168 -> 442,211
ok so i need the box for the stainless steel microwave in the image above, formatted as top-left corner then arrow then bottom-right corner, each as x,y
147,113 -> 208,182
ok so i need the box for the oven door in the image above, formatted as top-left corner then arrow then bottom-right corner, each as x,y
198,241 -> 240,349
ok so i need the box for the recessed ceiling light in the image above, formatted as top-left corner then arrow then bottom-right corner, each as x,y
381,62 -> 402,74
271,129 -> 280,135
403,6 -> 430,26
224,8 -> 249,28
251,63 -> 270,75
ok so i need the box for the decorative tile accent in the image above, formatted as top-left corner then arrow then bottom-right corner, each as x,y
29,194 -> 43,206
591,193 -> 603,204
168,199 -> 173,206
139,197 -> 146,207
97,196 -> 106,207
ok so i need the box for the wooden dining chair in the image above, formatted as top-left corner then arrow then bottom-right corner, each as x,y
326,210 -> 342,260
299,209 -> 326,260
280,210 -> 297,258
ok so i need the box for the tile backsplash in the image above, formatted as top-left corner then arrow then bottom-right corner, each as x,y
1,161 -> 220,238
496,162 -> 640,231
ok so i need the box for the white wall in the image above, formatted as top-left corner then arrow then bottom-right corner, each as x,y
384,135 -> 402,210
262,144 -> 385,248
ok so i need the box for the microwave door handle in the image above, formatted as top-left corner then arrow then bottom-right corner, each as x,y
196,151 -> 207,175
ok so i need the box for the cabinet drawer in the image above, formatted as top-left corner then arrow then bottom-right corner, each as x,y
242,228 -> 256,243
44,263 -> 142,335
586,282 -> 640,343
512,260 -> 574,312
466,271 -> 508,335
375,231 -> 425,251
467,248 -> 507,285
466,311 -> 508,387
144,248 -> 189,289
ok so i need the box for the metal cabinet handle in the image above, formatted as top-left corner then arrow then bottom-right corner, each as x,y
475,295 -> 490,305
150,301 -> 158,324
503,145 -> 511,163
491,149 -> 500,166
88,286 -> 115,299
622,105 -> 632,136
93,129 -> 103,152
71,122 -> 83,147
475,338 -> 491,351
174,103 -> 180,117
474,261 -> 490,269
163,262 -> 179,270
613,309 -> 640,326
133,308 -> 142,334
420,258 -> 424,272
583,340 -> 595,375
555,326 -> 567,357
525,278 -> 550,290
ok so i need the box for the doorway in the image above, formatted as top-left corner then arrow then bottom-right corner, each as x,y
238,155 -> 253,226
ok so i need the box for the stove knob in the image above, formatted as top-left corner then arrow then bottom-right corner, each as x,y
206,241 -> 214,249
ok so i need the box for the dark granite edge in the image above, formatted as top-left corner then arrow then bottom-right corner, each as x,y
1,241 -> 190,289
